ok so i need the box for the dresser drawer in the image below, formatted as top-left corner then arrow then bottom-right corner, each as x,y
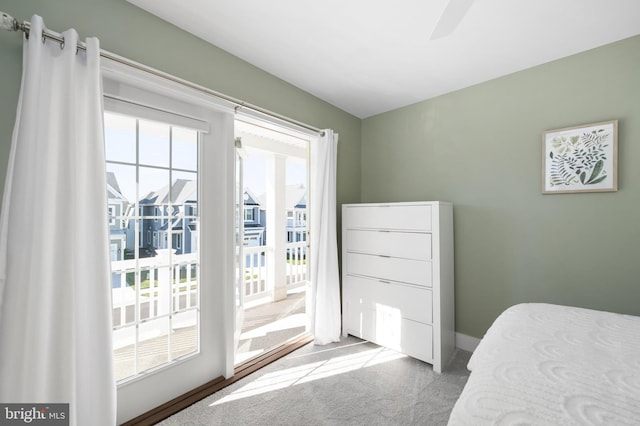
343,204 -> 432,231
346,229 -> 432,260
344,303 -> 433,363
343,298 -> 374,341
346,252 -> 432,287
399,320 -> 433,363
344,275 -> 432,324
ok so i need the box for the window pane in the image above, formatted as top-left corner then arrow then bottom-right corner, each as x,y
139,167 -> 170,208
106,163 -> 136,211
104,112 -> 136,163
171,311 -> 198,360
172,171 -> 197,205
106,112 -> 200,383
172,127 -> 198,171
173,264 -> 197,311
139,120 -> 170,168
112,272 -> 136,328
137,318 -> 170,372
113,324 -> 136,382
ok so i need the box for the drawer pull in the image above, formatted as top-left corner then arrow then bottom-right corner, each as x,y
378,254 -> 391,258
379,280 -> 391,284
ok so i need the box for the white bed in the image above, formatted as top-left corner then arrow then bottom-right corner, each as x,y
448,303 -> 640,425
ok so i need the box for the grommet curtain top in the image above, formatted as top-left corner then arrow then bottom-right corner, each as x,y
0,9 -> 325,138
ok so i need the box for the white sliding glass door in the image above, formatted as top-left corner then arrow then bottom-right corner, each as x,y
233,119 -> 312,365
101,56 -> 321,424
102,60 -> 235,424
106,112 -> 201,382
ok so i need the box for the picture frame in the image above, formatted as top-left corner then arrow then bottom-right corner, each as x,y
542,120 -> 618,194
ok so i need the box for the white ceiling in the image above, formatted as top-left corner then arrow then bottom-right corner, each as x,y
127,0 -> 640,118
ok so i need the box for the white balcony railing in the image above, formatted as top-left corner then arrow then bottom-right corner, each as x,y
243,241 -> 308,304
111,242 -> 308,334
285,241 -> 307,286
243,245 -> 267,300
111,251 -> 198,330
286,219 -> 307,228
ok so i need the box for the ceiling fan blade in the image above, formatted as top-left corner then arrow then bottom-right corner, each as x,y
430,0 -> 475,40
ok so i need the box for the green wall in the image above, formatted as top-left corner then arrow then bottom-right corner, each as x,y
0,0 -> 362,211
2,1 -> 638,342
362,35 -> 640,338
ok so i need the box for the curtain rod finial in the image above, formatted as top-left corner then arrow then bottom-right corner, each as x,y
0,11 -> 19,32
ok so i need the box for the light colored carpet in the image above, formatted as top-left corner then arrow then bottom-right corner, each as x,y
158,336 -> 471,426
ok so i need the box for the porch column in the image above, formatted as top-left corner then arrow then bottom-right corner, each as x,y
266,154 -> 287,302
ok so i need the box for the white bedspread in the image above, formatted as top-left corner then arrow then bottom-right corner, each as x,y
448,303 -> 640,425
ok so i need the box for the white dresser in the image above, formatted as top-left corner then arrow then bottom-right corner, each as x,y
341,201 -> 454,373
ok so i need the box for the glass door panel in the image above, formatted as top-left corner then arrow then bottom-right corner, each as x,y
105,112 -> 200,383
234,120 -> 311,365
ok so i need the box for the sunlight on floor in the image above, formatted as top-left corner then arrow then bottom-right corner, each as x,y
234,291 -> 309,366
212,343 -> 407,406
240,313 -> 308,340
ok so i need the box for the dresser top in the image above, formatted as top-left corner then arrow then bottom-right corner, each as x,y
342,201 -> 452,208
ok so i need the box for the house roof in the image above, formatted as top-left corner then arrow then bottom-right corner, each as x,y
107,171 -> 128,202
286,184 -> 306,209
140,179 -> 197,205
243,188 -> 261,206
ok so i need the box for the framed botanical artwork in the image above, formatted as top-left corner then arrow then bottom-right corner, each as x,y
542,120 -> 618,194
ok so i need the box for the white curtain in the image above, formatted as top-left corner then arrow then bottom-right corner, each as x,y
0,16 -> 116,425
310,129 -> 341,345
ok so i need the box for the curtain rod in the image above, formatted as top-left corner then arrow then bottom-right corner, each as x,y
0,10 -> 325,137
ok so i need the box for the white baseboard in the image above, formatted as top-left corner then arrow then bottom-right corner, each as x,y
455,332 -> 481,352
